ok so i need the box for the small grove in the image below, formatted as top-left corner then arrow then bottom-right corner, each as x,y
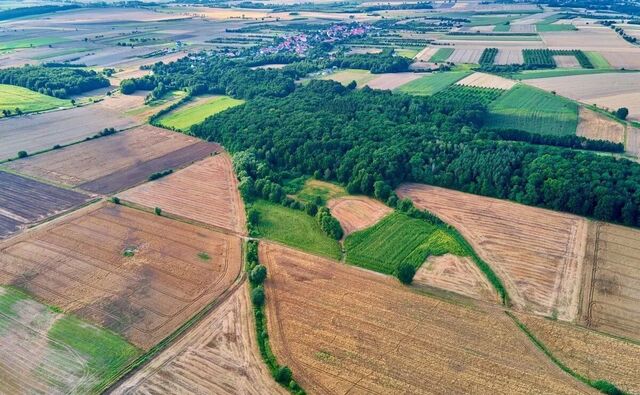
0,65 -> 110,98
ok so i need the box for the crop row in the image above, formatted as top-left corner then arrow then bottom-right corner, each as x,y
434,85 -> 504,106
478,47 -> 498,65
522,49 -> 594,69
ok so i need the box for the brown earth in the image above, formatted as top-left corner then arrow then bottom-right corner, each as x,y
0,202 -> 242,349
397,183 -> 588,321
495,49 -> 524,65
111,282 -> 286,395
626,126 -> 640,157
519,313 -> 640,394
5,125 -> 203,188
447,48 -> 483,63
365,72 -> 426,90
553,55 -> 580,68
413,253 -> 498,302
326,196 -> 392,236
579,222 -> 640,343
576,107 -> 625,144
456,72 -> 517,90
118,153 -> 246,235
260,242 -> 593,394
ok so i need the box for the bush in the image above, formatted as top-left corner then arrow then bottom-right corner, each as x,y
396,262 -> 416,284
274,366 -> 292,384
112,197 -> 120,204
592,380 -> 623,395
250,264 -> 267,285
248,208 -> 260,225
17,150 -> 28,158
154,207 -> 162,215
148,169 -> 173,181
251,285 -> 265,306
615,107 -> 629,120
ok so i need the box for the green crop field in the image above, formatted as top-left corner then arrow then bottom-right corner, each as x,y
0,84 -> 69,116
511,68 -> 623,80
395,48 -> 420,58
344,212 -> 467,274
0,286 -> 140,393
492,23 -> 511,32
429,48 -> 454,63
320,68 -> 375,87
487,84 -> 578,136
396,71 -> 471,96
434,85 -> 505,106
467,14 -> 523,27
535,14 -> 577,32
0,37 -> 67,50
252,200 -> 341,259
157,95 -> 245,131
584,51 -> 611,69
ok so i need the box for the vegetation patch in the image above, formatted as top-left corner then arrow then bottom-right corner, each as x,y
396,71 -> 471,96
157,95 -> 245,131
434,85 -> 504,106
287,178 -> 346,205
0,84 -> 69,117
428,48 -> 454,63
487,84 -> 579,136
0,65 -> 109,98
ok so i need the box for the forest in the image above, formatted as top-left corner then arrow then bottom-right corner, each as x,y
0,65 -> 109,98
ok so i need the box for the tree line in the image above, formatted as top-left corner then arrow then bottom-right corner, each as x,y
0,65 -> 109,98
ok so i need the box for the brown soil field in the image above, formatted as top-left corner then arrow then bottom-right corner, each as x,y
0,96 -> 140,161
78,140 -> 219,195
456,72 -> 517,89
111,283 -> 286,395
0,171 -> 90,240
260,242 -> 592,394
579,222 -> 640,343
447,48 -> 483,63
0,203 -> 242,349
365,72 -> 425,90
553,55 -> 580,68
495,49 -> 524,64
118,153 -> 245,234
413,253 -> 498,302
601,51 -> 640,70
627,126 -> 640,157
575,107 -> 625,144
397,184 -> 588,321
540,27 -> 635,51
5,125 -> 203,189
519,313 -> 640,394
326,196 -> 392,236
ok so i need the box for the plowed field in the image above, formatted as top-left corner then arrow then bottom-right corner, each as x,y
397,183 -> 588,321
326,196 -> 391,236
576,107 -> 625,144
260,242 -> 591,394
118,153 -> 245,234
0,203 -> 242,349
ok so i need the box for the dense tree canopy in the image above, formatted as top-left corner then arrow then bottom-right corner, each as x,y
0,65 -> 109,98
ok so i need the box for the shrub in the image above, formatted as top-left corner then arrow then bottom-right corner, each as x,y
592,380 -> 623,395
111,196 -> 120,204
396,262 -> 416,285
305,202 -> 318,216
251,285 -> 265,306
250,265 -> 267,285
17,150 -> 28,158
148,169 -> 173,181
198,252 -> 211,261
615,107 -> 629,120
247,208 -> 260,225
274,366 -> 292,384
154,207 -> 162,215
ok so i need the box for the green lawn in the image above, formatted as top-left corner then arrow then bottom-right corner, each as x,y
157,95 -> 245,131
344,212 -> 467,274
252,200 -> 342,259
0,37 -> 67,50
487,84 -> 578,136
429,48 -> 454,63
0,286 -> 140,393
396,71 -> 471,96
0,84 -> 70,116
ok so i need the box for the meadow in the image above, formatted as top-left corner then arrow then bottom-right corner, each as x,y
0,84 -> 69,116
396,71 -> 471,96
487,84 -> 579,136
157,95 -> 245,131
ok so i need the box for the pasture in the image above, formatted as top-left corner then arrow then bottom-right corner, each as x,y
157,95 -> 245,131
0,84 -> 69,116
251,200 -> 341,260
486,84 -> 579,136
0,203 -> 242,350
0,171 -> 89,240
0,286 -> 140,394
396,71 -> 471,95
118,153 -> 246,234
326,196 -> 391,236
397,183 -> 588,321
260,242 -> 590,394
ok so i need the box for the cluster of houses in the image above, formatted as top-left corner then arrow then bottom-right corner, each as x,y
259,22 -> 371,55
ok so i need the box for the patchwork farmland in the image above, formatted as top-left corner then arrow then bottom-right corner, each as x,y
397,184 -> 588,321
260,242 -> 590,394
0,203 -> 242,349
326,196 -> 391,236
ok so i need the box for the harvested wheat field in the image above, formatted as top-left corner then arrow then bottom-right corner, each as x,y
553,55 -> 580,68
576,107 -> 625,144
365,72 -> 425,90
118,153 -> 245,234
112,283 -> 285,395
540,28 -> 634,51
518,313 -> 640,394
260,242 -> 591,394
5,125 -> 205,189
627,127 -> 640,157
456,72 -> 517,89
495,49 -> 524,64
0,203 -> 242,350
397,184 -> 588,321
414,46 -> 438,62
326,196 -> 392,236
413,254 -> 497,302
579,222 -> 640,343
448,48 -> 484,63
601,51 -> 640,70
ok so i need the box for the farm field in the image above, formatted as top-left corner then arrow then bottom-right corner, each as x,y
579,223 -> 640,343
518,313 -> 640,395
495,49 -> 524,65
251,200 -> 341,260
118,153 -> 246,234
344,211 -> 466,275
447,48 -> 483,63
326,196 -> 391,236
396,70 -> 471,95
486,84 -> 579,136
320,69 -> 374,87
428,47 -> 454,62
524,73 -> 640,121
4,125 -> 206,190
0,286 -> 140,394
512,68 -> 623,80
260,242 -> 590,394
0,95 -> 140,161
364,72 -> 425,90
157,95 -> 245,132
576,107 -> 625,145
112,284 -> 285,395
456,72 -> 516,90
397,184 -> 588,321
0,203 -> 242,350
0,84 -> 70,116
0,171 -> 90,240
